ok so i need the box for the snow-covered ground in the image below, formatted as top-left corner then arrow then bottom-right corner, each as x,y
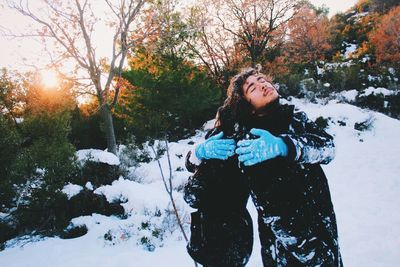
1,99 -> 400,267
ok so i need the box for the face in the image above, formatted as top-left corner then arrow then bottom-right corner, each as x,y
242,74 -> 279,114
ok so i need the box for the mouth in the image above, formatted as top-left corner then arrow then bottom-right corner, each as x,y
263,88 -> 274,96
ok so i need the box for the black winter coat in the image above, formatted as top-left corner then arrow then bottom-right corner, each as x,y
184,129 -> 253,267
237,101 -> 342,266
185,100 -> 342,266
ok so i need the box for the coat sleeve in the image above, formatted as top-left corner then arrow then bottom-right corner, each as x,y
185,128 -> 220,173
280,111 -> 335,165
185,150 -> 200,173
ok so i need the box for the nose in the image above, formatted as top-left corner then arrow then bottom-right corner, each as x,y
260,84 -> 267,92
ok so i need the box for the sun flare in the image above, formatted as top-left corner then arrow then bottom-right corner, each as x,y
40,70 -> 59,88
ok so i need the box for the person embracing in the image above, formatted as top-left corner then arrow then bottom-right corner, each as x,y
184,67 -> 343,267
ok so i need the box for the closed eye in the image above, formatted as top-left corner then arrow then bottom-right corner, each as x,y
245,82 -> 254,94
259,77 -> 267,84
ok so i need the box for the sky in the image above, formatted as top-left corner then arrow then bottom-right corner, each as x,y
0,0 -> 358,73
311,0 -> 358,16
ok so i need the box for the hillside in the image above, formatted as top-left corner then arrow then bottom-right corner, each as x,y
1,98 -> 399,267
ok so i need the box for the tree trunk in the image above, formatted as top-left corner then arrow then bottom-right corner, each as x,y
100,104 -> 117,155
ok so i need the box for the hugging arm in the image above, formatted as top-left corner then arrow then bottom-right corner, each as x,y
185,127 -> 236,173
280,111 -> 335,165
186,150 -> 199,173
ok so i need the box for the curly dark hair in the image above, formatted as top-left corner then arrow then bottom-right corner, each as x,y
216,67 -> 273,136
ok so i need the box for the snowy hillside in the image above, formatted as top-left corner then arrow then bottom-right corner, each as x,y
1,99 -> 400,267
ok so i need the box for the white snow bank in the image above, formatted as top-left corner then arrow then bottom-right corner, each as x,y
61,183 -> 83,200
76,149 -> 120,166
339,89 -> 358,102
94,178 -> 171,214
360,86 -> 396,97
131,139 -> 198,186
336,87 -> 397,103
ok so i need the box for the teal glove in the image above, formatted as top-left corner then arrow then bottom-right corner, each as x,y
236,128 -> 288,166
195,132 -> 236,160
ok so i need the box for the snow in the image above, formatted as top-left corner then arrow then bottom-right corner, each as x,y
360,87 -> 396,97
344,43 -> 357,59
203,118 -> 217,131
361,55 -> 370,63
1,99 -> 400,267
367,74 -> 381,82
324,61 -> 354,69
338,89 -> 358,102
336,87 -> 397,104
61,183 -> 84,200
76,149 -> 120,166
349,12 -> 369,23
316,65 -> 324,75
94,178 -> 172,214
85,182 -> 94,191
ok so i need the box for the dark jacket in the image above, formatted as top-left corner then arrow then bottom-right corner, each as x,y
236,101 -> 341,266
186,100 -> 342,266
184,129 -> 253,266
184,129 -> 250,213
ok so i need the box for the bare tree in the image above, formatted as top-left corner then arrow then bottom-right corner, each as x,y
7,0 -> 147,154
150,140 -> 188,240
185,2 -> 241,86
150,140 -> 198,267
188,0 -> 302,72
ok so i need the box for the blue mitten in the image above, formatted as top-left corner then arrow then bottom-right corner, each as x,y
236,128 -> 288,166
195,132 -> 236,160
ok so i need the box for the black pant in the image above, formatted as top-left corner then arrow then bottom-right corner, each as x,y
188,209 -> 253,267
257,214 -> 343,267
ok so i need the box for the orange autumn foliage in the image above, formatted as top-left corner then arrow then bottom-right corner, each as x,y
286,6 -> 331,64
78,100 -> 98,118
369,5 -> 400,64
24,75 -> 76,116
263,56 -> 289,79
